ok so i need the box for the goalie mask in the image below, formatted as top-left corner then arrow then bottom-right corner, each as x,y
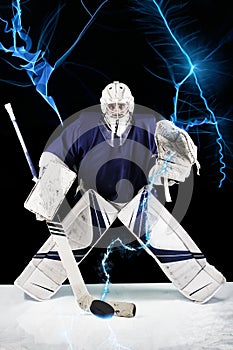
100,81 -> 134,137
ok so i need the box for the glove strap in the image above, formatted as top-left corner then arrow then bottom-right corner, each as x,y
164,178 -> 172,202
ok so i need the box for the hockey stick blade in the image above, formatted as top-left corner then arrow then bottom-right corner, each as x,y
90,300 -> 114,319
50,224 -> 137,318
107,300 -> 136,318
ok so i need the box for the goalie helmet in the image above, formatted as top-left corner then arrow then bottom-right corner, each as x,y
100,81 -> 134,116
100,81 -> 134,137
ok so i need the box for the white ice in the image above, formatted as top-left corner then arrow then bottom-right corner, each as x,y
0,283 -> 232,350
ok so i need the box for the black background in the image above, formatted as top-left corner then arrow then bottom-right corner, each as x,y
0,0 -> 232,285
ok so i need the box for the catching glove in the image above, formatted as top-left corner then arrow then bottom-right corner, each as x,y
149,119 -> 200,201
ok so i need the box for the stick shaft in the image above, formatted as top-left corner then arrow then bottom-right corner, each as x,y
5,103 -> 95,311
4,103 -> 38,179
47,220 -> 89,300
47,219 -> 136,317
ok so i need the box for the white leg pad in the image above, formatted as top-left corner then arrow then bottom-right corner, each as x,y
15,190 -> 118,300
14,236 -> 66,301
181,264 -> 226,303
118,189 -> 226,303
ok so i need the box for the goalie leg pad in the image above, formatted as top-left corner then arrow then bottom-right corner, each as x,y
118,189 -> 226,303
14,236 -> 66,301
15,190 -> 118,300
181,264 -> 226,303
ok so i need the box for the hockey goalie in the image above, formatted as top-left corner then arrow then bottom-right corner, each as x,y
14,81 -> 225,308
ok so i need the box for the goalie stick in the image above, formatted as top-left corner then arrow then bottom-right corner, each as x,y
5,102 -> 136,318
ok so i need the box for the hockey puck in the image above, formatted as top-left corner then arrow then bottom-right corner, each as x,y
90,300 -> 114,319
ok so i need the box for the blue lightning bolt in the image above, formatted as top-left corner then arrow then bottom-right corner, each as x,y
132,0 -> 232,187
97,323 -> 133,350
139,151 -> 176,242
0,0 -> 63,122
0,0 -> 109,124
100,152 -> 180,295
100,238 -> 137,301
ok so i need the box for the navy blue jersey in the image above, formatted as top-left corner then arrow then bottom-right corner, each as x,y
45,106 -> 159,203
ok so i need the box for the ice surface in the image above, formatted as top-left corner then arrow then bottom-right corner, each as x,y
0,283 -> 232,350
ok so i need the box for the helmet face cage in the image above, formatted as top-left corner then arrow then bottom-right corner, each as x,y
100,81 -> 134,119
105,102 -> 129,118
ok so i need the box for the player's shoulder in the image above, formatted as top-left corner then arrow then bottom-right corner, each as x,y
133,105 -> 162,122
132,106 -> 162,134
62,105 -> 102,134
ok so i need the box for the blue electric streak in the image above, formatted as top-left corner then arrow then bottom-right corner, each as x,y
0,0 -> 109,124
97,323 -> 132,350
0,0 -> 62,123
100,238 -> 137,301
53,0 -> 109,69
100,152 -> 178,296
133,0 -> 230,187
140,151 -> 176,242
